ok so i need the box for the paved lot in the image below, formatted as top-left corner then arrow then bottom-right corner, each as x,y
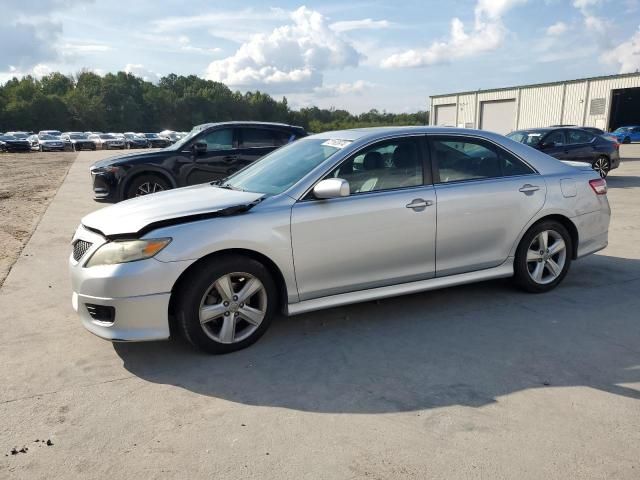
1,147 -> 639,479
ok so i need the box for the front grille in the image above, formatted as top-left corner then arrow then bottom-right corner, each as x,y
72,240 -> 92,261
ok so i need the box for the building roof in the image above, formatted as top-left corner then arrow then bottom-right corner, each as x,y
429,71 -> 640,99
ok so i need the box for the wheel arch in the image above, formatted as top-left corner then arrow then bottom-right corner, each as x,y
516,214 -> 579,260
118,167 -> 177,200
167,248 -> 289,335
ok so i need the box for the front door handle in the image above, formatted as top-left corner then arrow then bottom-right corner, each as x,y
519,184 -> 540,193
406,198 -> 433,210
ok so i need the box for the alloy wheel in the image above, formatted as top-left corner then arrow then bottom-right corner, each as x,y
198,272 -> 267,344
593,156 -> 609,178
135,181 -> 165,196
526,230 -> 567,285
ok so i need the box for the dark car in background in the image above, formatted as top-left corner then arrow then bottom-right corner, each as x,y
124,132 -> 149,149
61,132 -> 97,151
5,131 -> 31,140
141,132 -> 172,148
90,121 -> 307,201
0,134 -> 31,152
507,127 -> 620,178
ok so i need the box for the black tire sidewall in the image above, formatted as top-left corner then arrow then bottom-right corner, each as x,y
125,174 -> 171,199
177,255 -> 278,354
514,221 -> 572,293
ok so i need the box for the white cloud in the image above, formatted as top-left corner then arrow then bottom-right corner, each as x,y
572,0 -> 610,35
381,0 -> 526,68
314,80 -> 375,96
603,27 -> 640,73
205,7 -> 362,92
546,21 -> 568,36
153,8 -> 288,33
62,43 -> 111,53
330,19 -> 392,33
124,64 -> 161,83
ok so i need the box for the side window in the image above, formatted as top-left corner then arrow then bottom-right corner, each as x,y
330,139 -> 423,193
432,138 -> 501,183
544,130 -> 565,146
242,128 -> 277,148
499,148 -> 535,176
202,129 -> 233,150
567,129 -> 594,144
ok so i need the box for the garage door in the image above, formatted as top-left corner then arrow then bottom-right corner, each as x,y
480,99 -> 516,134
434,104 -> 456,127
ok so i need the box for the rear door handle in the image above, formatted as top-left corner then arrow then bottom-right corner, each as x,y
519,184 -> 540,193
406,198 -> 433,210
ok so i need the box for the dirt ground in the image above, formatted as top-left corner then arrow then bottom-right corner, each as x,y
0,152 -> 77,286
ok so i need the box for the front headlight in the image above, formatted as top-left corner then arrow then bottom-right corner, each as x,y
85,238 -> 171,267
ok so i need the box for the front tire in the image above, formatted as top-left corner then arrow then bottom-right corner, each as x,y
124,173 -> 171,199
592,155 -> 610,178
176,255 -> 278,354
623,136 -> 631,144
514,221 -> 572,293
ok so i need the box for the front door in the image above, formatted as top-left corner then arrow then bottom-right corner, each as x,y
539,129 -> 568,159
186,128 -> 239,185
429,135 -> 546,276
291,137 -> 437,301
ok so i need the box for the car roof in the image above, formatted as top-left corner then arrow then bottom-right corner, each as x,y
193,121 -> 305,132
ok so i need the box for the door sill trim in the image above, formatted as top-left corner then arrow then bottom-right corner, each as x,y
286,260 -> 514,316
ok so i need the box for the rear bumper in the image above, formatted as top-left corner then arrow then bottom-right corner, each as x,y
574,206 -> 610,258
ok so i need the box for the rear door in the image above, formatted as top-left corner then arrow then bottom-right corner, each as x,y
236,127 -> 288,171
186,127 -> 238,185
291,136 -> 437,300
565,129 -> 596,163
430,135 -> 546,276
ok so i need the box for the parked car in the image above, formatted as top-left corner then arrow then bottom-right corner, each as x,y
5,131 -> 30,140
506,127 -> 620,178
32,134 -> 65,152
141,133 -> 172,148
89,121 -> 307,201
61,133 -> 97,151
88,133 -> 126,150
0,134 -> 31,152
70,126 -> 610,354
611,126 -> 640,144
123,132 -> 149,149
159,130 -> 180,143
38,130 -> 62,137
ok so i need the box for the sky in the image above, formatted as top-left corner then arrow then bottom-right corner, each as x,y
2,0 -> 640,113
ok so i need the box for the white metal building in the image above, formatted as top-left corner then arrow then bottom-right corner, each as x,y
429,72 -> 640,134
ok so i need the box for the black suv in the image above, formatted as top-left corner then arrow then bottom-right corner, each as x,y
90,121 -> 307,201
506,127 -> 620,178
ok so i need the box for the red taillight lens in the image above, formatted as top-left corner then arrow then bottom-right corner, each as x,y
589,178 -> 607,195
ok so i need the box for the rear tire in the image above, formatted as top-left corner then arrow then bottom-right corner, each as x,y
124,173 -> 171,199
514,220 -> 572,293
176,255 -> 277,354
592,155 -> 610,178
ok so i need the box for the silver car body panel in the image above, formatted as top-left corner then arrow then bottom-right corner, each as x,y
69,127 -> 610,341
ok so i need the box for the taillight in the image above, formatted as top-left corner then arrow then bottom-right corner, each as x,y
589,178 -> 607,195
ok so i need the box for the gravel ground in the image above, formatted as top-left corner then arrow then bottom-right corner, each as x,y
0,152 -> 77,286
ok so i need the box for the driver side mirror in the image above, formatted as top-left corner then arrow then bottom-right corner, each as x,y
313,178 -> 350,199
193,141 -> 207,155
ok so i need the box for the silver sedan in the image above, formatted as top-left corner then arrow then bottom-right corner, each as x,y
69,127 -> 610,353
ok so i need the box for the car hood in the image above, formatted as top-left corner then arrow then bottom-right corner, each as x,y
81,183 -> 264,238
91,150 -> 169,168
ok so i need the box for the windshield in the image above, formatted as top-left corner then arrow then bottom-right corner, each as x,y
0,135 -> 16,141
221,138 -> 345,195
614,127 -> 629,133
9,133 -> 28,139
70,134 -> 87,139
507,131 -> 544,146
40,135 -> 59,140
166,128 -> 200,151
144,133 -> 158,138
